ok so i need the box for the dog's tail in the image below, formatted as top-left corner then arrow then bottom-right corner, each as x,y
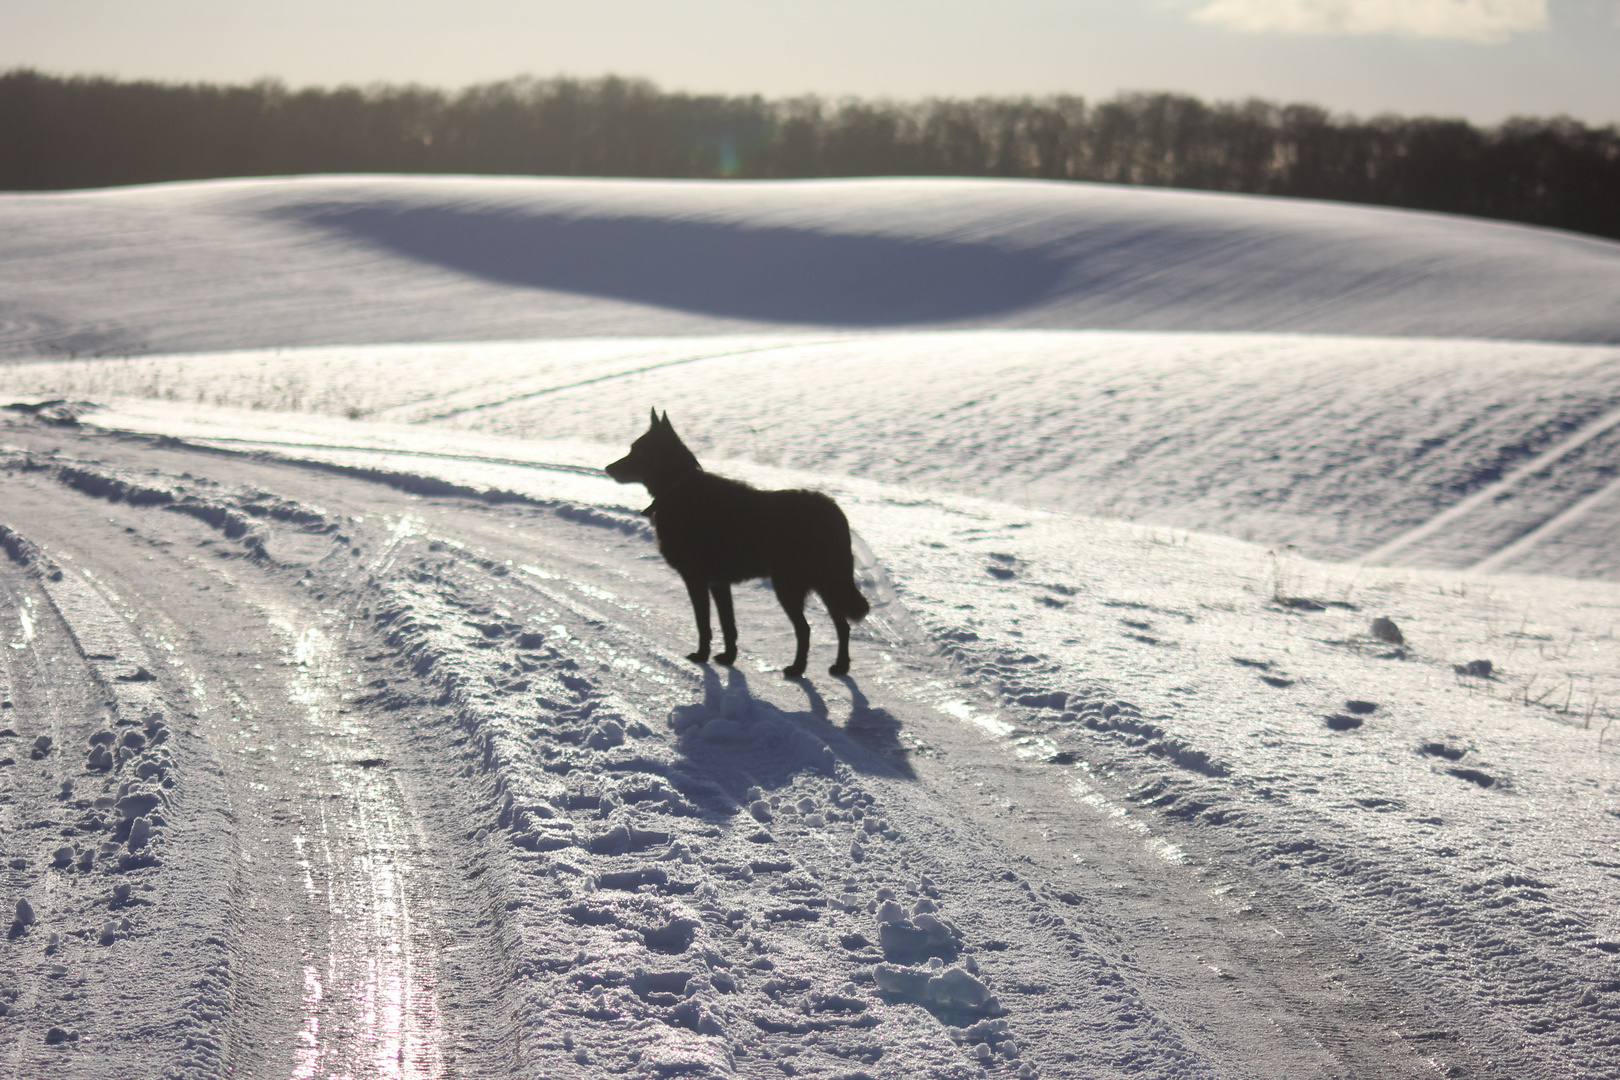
825,577 -> 870,623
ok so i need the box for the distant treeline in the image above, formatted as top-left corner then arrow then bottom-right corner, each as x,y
3,68 -> 1618,241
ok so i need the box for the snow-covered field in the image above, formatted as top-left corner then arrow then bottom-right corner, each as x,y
4,175 -> 1620,359
2,177 -> 1619,1079
15,330 -> 1620,577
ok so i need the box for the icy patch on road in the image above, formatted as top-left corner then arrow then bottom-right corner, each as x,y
936,699 -> 1014,738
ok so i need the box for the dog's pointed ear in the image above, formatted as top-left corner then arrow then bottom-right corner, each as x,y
660,411 -> 671,429
649,406 -> 659,427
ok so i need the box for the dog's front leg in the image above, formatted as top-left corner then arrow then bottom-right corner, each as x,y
711,582 -> 738,665
683,575 -> 712,663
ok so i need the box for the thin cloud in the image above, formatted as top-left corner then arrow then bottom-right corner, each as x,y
1188,0 -> 1549,42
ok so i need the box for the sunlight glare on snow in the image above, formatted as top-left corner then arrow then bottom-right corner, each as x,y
938,698 -> 1016,737
289,965 -> 324,1080
9,595 -> 34,648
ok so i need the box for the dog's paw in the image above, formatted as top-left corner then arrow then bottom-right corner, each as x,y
714,650 -> 737,666
828,661 -> 850,676
782,664 -> 807,679
686,651 -> 709,665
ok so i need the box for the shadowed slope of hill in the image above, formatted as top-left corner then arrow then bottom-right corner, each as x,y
3,174 -> 1619,358
282,201 -> 1066,326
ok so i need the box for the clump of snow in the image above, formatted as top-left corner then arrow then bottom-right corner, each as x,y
11,896 -> 35,931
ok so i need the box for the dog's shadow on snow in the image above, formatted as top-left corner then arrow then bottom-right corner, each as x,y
670,665 -> 915,788
828,675 -> 912,776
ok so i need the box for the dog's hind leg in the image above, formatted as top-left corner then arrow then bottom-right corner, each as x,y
711,582 -> 738,666
826,606 -> 852,676
682,575 -> 712,663
773,578 -> 811,679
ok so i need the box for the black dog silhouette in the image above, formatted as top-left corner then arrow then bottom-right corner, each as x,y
606,410 -> 870,678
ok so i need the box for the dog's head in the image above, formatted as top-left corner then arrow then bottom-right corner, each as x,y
606,409 -> 700,491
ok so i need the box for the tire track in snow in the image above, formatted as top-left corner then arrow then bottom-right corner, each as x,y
0,561 -> 98,1076
0,457 -> 522,1078
1471,472 -> 1620,575
0,505 -> 231,1078
372,338 -> 854,424
1360,400 -> 1620,569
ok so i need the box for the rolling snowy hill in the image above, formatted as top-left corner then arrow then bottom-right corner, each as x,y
3,175 -> 1620,360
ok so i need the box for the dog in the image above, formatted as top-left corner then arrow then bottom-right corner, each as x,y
606,410 -> 870,678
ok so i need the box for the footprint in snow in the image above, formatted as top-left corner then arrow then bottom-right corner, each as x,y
1037,583 -> 1078,607
985,553 -> 1020,580
1326,701 -> 1378,728
1447,768 -> 1497,789
1232,658 -> 1294,687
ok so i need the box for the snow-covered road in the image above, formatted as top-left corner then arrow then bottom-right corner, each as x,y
3,411 -> 1616,1079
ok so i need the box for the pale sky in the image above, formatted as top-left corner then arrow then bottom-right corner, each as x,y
3,0 -> 1617,126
